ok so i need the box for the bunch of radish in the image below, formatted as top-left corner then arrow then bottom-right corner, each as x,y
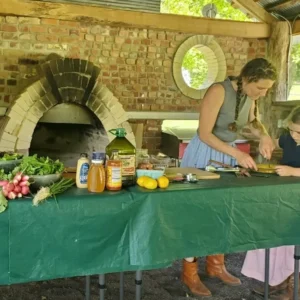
0,173 -> 30,200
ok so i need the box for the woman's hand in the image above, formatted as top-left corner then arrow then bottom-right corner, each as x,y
275,165 -> 295,177
259,135 -> 275,160
235,151 -> 257,170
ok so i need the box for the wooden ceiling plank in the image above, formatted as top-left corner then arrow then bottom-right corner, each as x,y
232,0 -> 277,23
0,0 -> 271,38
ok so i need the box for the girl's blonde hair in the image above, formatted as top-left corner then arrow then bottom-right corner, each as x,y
284,106 -> 300,127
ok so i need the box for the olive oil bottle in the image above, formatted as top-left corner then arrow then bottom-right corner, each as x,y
106,128 -> 136,187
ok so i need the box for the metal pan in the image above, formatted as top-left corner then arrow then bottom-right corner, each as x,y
255,163 -> 277,174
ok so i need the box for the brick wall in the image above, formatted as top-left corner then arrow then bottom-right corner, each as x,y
0,15 -> 267,154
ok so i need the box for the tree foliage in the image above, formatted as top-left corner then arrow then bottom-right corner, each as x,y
161,0 -> 251,21
182,47 -> 208,89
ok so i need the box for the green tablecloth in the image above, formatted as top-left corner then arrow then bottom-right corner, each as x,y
1,175 -> 300,285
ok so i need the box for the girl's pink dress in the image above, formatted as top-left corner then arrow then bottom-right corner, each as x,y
242,246 -> 299,286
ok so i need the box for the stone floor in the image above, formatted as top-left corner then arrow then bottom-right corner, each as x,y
0,253 -> 270,300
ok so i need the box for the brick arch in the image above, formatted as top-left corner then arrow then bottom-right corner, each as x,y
0,58 -> 135,153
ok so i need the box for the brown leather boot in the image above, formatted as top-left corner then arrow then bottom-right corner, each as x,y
181,259 -> 212,297
206,254 -> 241,286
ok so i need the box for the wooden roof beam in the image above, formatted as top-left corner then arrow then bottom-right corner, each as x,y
232,0 -> 277,24
0,0 -> 271,38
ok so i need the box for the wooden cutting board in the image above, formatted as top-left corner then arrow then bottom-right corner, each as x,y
165,167 -> 220,180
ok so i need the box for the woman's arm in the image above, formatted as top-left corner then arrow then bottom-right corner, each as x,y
248,101 -> 269,137
248,101 -> 275,159
199,84 -> 256,169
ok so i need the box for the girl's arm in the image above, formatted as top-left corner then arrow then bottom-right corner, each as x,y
292,168 -> 300,176
275,165 -> 300,177
199,84 -> 256,169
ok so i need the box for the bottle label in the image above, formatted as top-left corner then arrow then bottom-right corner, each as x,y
107,166 -> 122,188
118,154 -> 136,176
80,163 -> 90,184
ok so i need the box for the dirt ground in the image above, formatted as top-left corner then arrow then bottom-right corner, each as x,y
0,253 -> 270,300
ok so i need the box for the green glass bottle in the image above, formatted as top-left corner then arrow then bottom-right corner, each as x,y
105,128 -> 136,187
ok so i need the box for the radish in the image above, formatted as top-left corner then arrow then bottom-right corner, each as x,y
14,174 -> 22,182
0,180 -> 8,187
14,185 -> 21,193
6,183 -> 15,192
17,193 -> 22,198
21,186 -> 30,195
8,191 -> 16,200
2,190 -> 8,197
21,175 -> 29,181
19,181 -> 29,187
13,179 -> 19,185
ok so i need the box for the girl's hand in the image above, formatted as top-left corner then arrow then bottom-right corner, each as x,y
275,165 -> 295,177
235,151 -> 257,170
259,135 -> 275,160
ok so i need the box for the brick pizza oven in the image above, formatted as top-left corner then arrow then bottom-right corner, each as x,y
0,55 -> 136,166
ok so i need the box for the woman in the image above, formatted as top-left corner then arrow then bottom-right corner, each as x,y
180,58 -> 277,297
242,106 -> 300,300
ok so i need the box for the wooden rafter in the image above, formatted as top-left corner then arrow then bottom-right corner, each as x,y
0,0 -> 271,38
232,0 -> 277,23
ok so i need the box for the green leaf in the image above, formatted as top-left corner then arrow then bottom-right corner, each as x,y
0,191 -> 8,213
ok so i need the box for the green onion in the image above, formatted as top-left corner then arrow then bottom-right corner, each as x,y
33,178 -> 74,206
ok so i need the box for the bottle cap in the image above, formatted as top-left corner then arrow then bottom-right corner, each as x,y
109,128 -> 126,137
80,153 -> 88,158
92,152 -> 106,161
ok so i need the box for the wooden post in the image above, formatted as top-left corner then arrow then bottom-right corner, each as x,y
261,22 -> 290,137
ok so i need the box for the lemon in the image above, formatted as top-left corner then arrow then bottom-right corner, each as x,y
137,176 -> 150,187
157,176 -> 169,189
143,178 -> 158,190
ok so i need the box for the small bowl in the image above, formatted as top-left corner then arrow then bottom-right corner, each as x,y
0,159 -> 22,173
136,169 -> 164,180
30,173 -> 62,190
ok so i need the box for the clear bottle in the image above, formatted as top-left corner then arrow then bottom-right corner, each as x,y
87,152 -> 106,193
106,128 -> 136,187
76,153 -> 90,189
106,150 -> 122,191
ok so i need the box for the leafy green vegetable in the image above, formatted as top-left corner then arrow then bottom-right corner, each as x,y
0,153 -> 23,161
0,169 -> 13,181
0,190 -> 8,213
13,155 -> 65,176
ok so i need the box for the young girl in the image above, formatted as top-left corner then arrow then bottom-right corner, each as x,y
242,106 -> 300,300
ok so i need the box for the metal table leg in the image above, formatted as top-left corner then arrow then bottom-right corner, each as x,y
264,248 -> 270,300
99,274 -> 106,300
294,246 -> 300,300
85,276 -> 91,300
120,272 -> 124,300
135,271 -> 142,300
